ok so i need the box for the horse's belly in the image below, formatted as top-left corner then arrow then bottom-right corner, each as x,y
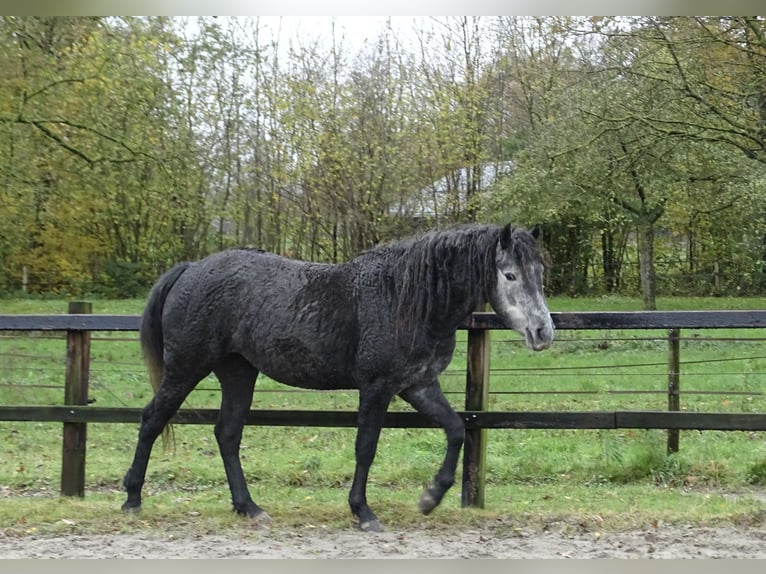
244,339 -> 357,391
235,300 -> 359,389
260,365 -> 357,390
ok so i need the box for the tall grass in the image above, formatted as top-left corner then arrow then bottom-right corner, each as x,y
1,295 -> 765,533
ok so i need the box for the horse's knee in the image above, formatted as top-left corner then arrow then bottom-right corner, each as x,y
136,401 -> 177,445
214,420 -> 244,451
447,423 -> 465,447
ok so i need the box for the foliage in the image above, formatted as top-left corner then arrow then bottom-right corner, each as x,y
484,16 -> 766,307
1,17 -> 766,300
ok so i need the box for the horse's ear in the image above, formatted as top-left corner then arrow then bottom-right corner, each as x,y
499,223 -> 513,249
531,224 -> 541,240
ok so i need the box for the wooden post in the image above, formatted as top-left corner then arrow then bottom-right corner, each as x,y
667,328 -> 681,454
462,328 -> 490,508
61,301 -> 92,497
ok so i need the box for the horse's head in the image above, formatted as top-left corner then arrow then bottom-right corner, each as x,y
488,224 -> 555,351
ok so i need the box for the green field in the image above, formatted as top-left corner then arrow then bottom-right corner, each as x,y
1,295 -> 765,535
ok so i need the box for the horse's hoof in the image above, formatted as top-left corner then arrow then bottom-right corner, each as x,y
418,490 -> 438,515
359,519 -> 383,533
121,502 -> 141,514
249,510 -> 273,529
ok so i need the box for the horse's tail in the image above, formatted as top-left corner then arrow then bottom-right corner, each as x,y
140,261 -> 190,448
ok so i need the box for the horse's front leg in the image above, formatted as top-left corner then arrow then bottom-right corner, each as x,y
348,387 -> 390,532
399,380 -> 465,514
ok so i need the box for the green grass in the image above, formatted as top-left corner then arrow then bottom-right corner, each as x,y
0,297 -> 146,315
1,295 -> 766,535
2,482 -> 765,537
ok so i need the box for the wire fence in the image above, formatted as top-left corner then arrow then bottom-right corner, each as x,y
2,309 -> 765,502
2,331 -> 764,408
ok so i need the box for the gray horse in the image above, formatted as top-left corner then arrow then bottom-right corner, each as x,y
122,223 -> 554,532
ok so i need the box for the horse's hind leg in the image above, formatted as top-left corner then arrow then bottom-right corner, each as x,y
348,386 -> 391,532
122,367 -> 205,513
213,354 -> 269,524
398,380 -> 465,515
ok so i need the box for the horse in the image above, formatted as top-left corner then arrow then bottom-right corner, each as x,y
121,223 -> 555,532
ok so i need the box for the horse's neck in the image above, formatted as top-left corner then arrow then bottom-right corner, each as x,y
389,233 -> 493,339
448,290 -> 485,328
429,263 -> 487,336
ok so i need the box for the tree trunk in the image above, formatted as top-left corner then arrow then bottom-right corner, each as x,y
602,228 -> 616,293
637,220 -> 657,310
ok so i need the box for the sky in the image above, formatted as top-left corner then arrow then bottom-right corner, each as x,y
245,16 -> 429,56
258,16 -> 414,44
9,0 -> 766,16
175,16 -> 432,70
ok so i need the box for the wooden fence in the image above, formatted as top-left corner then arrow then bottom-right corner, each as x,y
1,304 -> 766,507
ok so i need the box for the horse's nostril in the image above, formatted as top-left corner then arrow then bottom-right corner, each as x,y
531,323 -> 554,351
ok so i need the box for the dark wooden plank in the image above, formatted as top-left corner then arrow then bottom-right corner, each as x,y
464,411 -> 616,429
0,406 -> 145,423
464,310 -> 766,331
0,406 -> 432,427
5,406 -> 763,431
0,314 -> 140,331
0,406 -> 617,430
180,409 -> 442,428
3,310 -> 766,332
617,411 -> 766,431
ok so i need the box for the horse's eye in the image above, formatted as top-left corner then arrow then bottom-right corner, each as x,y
504,272 -> 517,282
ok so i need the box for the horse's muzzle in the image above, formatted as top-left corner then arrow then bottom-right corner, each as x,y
526,321 -> 554,351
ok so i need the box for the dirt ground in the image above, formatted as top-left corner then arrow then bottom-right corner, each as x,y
2,523 -> 766,558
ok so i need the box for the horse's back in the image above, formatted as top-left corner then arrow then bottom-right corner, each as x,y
158,249 -> 363,388
161,249 -> 299,325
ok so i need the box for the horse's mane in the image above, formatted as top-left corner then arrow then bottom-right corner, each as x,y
372,224 -> 503,339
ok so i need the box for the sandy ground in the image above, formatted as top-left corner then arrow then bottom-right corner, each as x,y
2,524 -> 766,558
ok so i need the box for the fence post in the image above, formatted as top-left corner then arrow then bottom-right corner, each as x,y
462,327 -> 490,508
61,301 -> 92,497
667,328 -> 681,454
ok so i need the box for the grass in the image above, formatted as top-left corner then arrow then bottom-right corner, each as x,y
1,295 -> 766,535
2,482 -> 765,537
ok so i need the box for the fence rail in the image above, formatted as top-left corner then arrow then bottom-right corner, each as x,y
4,309 -> 766,331
3,405 -> 766,431
1,307 -> 766,507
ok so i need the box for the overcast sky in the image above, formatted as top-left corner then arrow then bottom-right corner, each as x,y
250,16 -> 426,54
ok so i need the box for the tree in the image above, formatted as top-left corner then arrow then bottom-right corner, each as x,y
486,17 -> 766,307
598,17 -> 766,166
3,15 -> 765,300
0,17 -> 212,293
411,17 -> 503,224
591,17 -> 766,304
485,17 -> 619,296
